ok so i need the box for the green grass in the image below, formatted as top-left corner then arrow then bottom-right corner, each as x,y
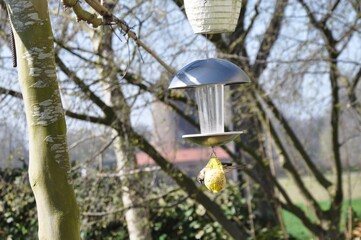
278,172 -> 361,203
278,172 -> 361,238
282,198 -> 361,239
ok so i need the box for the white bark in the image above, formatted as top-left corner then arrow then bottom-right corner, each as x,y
115,139 -> 152,240
91,2 -> 152,238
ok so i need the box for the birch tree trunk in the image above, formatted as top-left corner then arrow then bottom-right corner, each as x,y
5,0 -> 80,239
92,2 -> 152,239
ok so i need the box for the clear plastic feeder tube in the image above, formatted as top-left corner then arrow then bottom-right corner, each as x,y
195,84 -> 224,134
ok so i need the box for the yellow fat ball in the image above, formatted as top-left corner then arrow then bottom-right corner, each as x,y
203,157 -> 226,193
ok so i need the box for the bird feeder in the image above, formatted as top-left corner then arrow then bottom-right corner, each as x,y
184,0 -> 242,34
169,58 -> 250,147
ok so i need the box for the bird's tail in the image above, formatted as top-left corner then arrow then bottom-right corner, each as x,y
221,162 -> 246,171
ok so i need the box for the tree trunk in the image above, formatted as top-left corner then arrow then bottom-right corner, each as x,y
6,0 -> 80,239
114,135 -> 153,240
92,2 -> 152,238
231,88 -> 280,227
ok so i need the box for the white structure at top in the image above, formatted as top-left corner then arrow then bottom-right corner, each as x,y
184,0 -> 242,34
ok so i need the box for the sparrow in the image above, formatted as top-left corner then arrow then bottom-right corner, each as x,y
197,156 -> 245,193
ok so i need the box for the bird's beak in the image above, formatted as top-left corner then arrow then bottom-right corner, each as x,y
197,173 -> 204,184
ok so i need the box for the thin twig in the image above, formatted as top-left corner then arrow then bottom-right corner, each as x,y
62,0 -> 175,74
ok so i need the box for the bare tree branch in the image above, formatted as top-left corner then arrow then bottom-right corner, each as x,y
0,86 -> 109,125
55,55 -> 117,123
253,0 -> 288,79
229,0 -> 260,56
320,0 -> 341,25
328,60 -> 343,221
297,0 -> 343,230
256,97 -> 325,222
297,0 -> 338,49
234,137 -> 325,236
279,201 -> 324,235
62,0 -> 176,75
349,66 -> 361,114
254,85 -> 333,189
0,87 -> 22,99
65,110 -> 109,125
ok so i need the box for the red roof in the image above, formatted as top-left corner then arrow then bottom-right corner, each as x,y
136,147 -> 231,165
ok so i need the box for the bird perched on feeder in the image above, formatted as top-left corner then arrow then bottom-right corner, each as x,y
197,155 -> 245,193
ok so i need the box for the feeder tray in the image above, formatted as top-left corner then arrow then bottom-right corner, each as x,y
183,131 -> 244,147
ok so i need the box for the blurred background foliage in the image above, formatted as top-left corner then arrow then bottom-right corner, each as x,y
1,167 -> 292,240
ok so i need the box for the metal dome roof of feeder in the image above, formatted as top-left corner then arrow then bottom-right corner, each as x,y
169,58 -> 250,89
